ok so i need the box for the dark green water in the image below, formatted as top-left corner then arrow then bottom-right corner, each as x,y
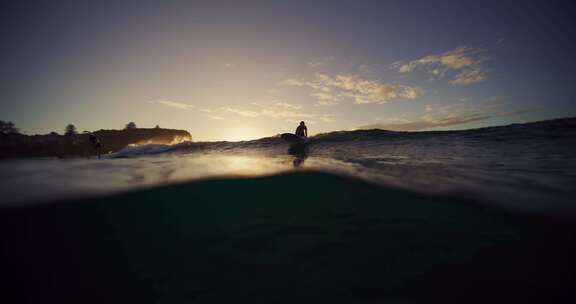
2,171 -> 574,303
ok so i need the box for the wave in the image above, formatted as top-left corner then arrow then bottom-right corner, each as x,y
313,117 -> 576,143
112,117 -> 576,157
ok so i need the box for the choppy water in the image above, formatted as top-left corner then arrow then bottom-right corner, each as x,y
2,118 -> 576,213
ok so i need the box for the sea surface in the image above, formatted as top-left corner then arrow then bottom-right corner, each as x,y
3,118 -> 576,303
2,118 -> 576,213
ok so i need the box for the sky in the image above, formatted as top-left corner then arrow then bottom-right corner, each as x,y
1,0 -> 576,141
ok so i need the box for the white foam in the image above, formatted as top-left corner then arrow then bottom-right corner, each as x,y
115,144 -> 174,156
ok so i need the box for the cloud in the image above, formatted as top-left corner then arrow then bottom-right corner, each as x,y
281,73 -> 422,105
307,56 -> 335,68
222,102 -> 335,123
357,99 -> 526,131
224,107 -> 261,117
318,114 -> 336,123
310,92 -> 340,105
487,96 -> 506,102
357,115 -> 490,131
205,115 -> 225,120
273,101 -> 302,110
279,79 -> 305,86
150,99 -> 194,109
260,109 -> 315,119
393,47 -> 488,86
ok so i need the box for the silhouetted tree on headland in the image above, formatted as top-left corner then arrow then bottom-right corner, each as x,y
65,124 -> 77,136
0,120 -> 19,134
125,122 -> 137,130
155,125 -> 160,129
1,120 -> 192,159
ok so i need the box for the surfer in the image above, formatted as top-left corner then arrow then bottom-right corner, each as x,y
295,121 -> 308,137
88,133 -> 102,159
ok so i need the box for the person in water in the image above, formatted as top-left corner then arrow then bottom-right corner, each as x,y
88,133 -> 102,159
295,121 -> 308,137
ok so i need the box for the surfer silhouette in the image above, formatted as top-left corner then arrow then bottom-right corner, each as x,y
280,121 -> 308,167
289,121 -> 308,167
295,121 -> 307,137
88,133 -> 102,159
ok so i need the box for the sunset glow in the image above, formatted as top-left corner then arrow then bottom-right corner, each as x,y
2,2 -> 576,302
2,1 -> 575,141
219,126 -> 267,142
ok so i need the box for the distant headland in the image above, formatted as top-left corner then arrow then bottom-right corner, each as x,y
0,121 -> 191,159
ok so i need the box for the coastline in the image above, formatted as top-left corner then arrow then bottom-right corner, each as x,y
0,128 -> 191,159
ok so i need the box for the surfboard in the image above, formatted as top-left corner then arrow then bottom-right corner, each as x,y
281,133 -> 308,144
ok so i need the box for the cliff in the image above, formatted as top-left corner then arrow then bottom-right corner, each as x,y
0,128 -> 192,159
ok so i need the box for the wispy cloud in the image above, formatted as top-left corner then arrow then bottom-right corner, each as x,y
205,115 -> 225,120
392,47 -> 488,85
357,98 -> 527,131
279,79 -> 305,86
318,114 -> 336,123
222,102 -> 335,123
310,91 -> 340,106
273,101 -> 302,110
224,107 -> 261,117
281,73 -> 422,105
260,109 -> 315,119
150,99 -> 195,109
307,56 -> 335,68
222,63 -> 237,69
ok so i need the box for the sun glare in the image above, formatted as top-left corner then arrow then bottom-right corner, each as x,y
220,126 -> 265,142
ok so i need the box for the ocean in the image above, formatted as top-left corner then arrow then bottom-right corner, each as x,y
2,117 -> 576,213
2,117 -> 576,303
